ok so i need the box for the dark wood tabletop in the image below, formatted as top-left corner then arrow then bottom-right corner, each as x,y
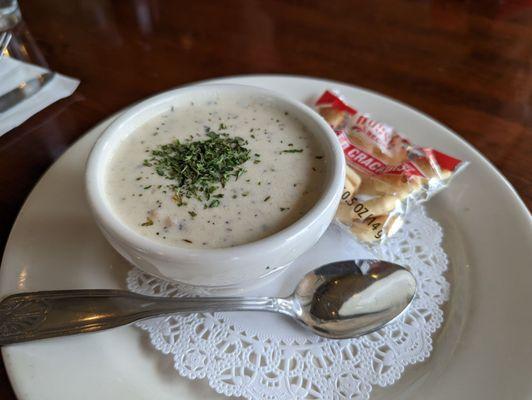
1,0 -> 531,397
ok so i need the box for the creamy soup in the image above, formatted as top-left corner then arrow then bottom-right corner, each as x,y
105,94 -> 327,248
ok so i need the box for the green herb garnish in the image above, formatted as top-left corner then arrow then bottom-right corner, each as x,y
264,196 -> 271,202
206,199 -> 220,208
188,211 -> 197,218
281,149 -> 303,153
172,193 -> 186,206
141,217 -> 153,226
145,130 -> 250,207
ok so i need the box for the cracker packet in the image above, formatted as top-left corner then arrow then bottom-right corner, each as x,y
315,90 -> 468,243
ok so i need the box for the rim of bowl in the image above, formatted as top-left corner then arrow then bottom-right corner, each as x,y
85,83 -> 345,259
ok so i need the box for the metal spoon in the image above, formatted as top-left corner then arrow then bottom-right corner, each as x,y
0,259 -> 416,345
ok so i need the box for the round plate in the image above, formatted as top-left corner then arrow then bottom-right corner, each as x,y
2,76 -> 531,400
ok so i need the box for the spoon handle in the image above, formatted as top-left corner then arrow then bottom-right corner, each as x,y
0,290 -> 289,345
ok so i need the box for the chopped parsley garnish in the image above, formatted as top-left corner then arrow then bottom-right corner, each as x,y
281,149 -> 303,153
188,211 -> 197,218
206,199 -> 220,208
144,129 -> 251,207
264,196 -> 271,202
141,217 -> 154,226
172,193 -> 186,206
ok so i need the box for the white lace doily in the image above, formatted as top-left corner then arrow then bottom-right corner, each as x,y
127,206 -> 449,399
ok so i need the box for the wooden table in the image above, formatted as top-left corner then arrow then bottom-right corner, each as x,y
1,0 -> 531,397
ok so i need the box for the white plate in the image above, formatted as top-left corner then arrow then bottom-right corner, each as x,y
2,75 -> 531,400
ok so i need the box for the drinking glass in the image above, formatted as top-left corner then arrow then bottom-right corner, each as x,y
0,0 -> 21,31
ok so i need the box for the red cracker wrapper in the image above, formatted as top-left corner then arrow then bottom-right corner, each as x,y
316,90 -> 467,243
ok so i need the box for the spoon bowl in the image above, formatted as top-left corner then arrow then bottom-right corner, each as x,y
289,260 -> 416,338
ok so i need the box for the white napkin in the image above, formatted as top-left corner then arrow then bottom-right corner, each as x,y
0,57 -> 80,137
